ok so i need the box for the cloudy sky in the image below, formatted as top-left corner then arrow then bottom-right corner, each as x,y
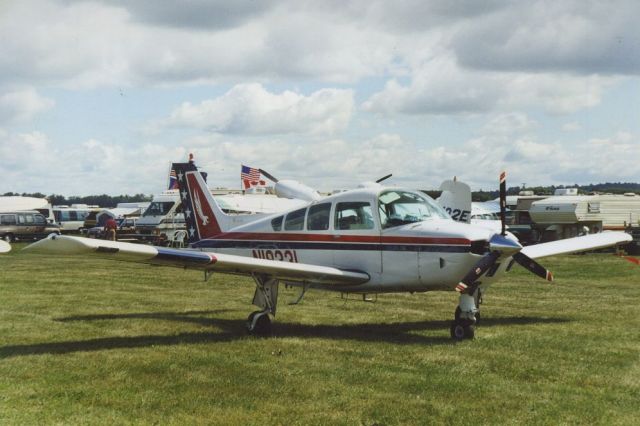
1,0 -> 639,196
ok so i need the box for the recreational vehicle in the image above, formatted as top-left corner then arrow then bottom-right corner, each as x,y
529,193 -> 640,240
0,196 -> 54,223
53,205 -> 93,233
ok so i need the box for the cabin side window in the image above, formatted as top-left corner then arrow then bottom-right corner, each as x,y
271,216 -> 284,231
284,208 -> 307,231
307,203 -> 331,231
335,202 -> 374,230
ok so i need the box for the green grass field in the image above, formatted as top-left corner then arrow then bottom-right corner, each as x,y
1,243 -> 639,425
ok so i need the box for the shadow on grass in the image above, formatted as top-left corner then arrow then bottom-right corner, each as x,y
0,310 -> 569,358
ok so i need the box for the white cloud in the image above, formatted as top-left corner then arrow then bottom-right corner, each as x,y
452,1 -> 640,75
363,56 -> 617,116
0,88 -> 54,124
162,83 -> 354,136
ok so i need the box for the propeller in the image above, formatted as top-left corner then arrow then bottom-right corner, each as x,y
499,170 -> 507,236
512,252 -> 554,281
456,171 -> 554,294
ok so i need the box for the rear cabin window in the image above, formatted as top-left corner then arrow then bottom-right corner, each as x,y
271,216 -> 283,231
284,208 -> 306,231
335,202 -> 375,230
1,215 -> 16,225
307,203 -> 331,231
25,214 -> 35,224
18,214 -> 26,224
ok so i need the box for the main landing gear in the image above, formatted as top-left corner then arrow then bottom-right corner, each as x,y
246,274 -> 279,336
450,288 -> 482,341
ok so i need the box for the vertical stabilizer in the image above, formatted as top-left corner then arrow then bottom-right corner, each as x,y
437,178 -> 472,223
172,162 -> 230,242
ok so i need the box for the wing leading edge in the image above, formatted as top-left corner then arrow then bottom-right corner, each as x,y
520,231 -> 632,260
24,235 -> 369,286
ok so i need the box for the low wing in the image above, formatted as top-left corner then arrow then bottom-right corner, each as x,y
23,235 -> 369,286
520,231 -> 632,260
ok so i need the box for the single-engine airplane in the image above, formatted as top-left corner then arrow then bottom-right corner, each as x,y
25,162 -> 633,340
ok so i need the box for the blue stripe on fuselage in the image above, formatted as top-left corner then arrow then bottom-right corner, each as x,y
192,239 -> 470,253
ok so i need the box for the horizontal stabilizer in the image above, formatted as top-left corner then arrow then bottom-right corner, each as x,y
520,232 -> 632,260
24,235 -> 369,286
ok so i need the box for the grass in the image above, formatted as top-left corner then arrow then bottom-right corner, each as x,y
0,243 -> 639,424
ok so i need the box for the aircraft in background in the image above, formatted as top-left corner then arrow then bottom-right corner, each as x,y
26,162 -> 633,340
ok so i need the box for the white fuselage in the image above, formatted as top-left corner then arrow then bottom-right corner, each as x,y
190,188 -> 512,293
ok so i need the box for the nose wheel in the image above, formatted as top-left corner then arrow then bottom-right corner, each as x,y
451,290 -> 481,340
450,320 -> 475,340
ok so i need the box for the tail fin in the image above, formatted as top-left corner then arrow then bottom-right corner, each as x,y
437,178 -> 472,223
172,161 -> 229,242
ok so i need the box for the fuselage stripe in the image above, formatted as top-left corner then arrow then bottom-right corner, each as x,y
193,239 -> 471,253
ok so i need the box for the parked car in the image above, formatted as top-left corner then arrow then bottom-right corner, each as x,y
0,211 -> 61,242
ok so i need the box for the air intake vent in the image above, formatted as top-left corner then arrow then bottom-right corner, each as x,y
470,240 -> 489,255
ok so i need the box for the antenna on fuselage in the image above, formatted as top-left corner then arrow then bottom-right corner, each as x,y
375,174 -> 393,183
259,169 -> 278,183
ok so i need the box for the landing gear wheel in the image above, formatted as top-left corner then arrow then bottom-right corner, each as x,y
247,311 -> 272,336
450,322 -> 466,340
450,321 -> 475,340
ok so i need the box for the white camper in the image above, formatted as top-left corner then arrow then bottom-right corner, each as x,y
0,196 -> 54,223
53,205 -> 93,233
529,193 -> 640,240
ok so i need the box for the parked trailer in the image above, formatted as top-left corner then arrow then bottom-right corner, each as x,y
529,193 -> 640,240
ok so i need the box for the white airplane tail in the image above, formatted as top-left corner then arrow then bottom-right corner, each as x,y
437,178 -> 472,223
172,161 -> 231,242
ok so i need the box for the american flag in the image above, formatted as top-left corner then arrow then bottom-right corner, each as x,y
241,165 -> 265,189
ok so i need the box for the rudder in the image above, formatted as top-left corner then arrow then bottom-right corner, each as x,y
172,161 -> 229,242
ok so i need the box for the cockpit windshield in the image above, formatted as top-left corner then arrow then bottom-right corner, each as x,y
378,190 -> 449,228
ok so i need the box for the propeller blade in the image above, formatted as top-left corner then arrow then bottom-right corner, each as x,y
258,168 -> 279,183
512,252 -> 554,282
499,171 -> 507,236
455,251 -> 501,294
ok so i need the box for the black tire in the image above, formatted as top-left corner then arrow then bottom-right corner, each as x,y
253,314 -> 272,336
2,234 -> 13,243
450,322 -> 466,341
463,324 -> 475,339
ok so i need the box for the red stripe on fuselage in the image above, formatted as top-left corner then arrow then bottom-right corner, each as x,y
200,231 -> 470,245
